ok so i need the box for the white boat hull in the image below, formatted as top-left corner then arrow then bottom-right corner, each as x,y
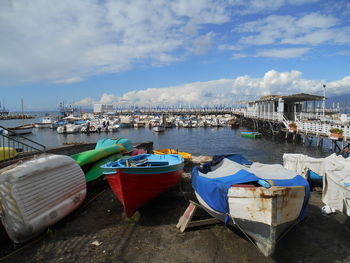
0,155 -> 86,243
227,185 -> 305,256
153,126 -> 165,132
8,125 -> 33,135
35,123 -> 52,128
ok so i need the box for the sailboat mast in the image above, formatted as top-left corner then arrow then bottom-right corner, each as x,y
21,98 -> 24,126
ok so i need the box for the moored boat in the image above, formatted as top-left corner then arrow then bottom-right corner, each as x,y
230,121 -> 240,129
35,116 -> 53,128
153,148 -> 192,161
153,125 -> 165,132
102,154 -> 184,217
192,154 -> 309,257
241,131 -> 262,138
7,124 -> 34,135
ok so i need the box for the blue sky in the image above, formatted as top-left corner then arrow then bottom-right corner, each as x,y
1,0 -> 350,111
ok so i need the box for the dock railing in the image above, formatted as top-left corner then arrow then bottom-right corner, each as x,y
295,121 -> 349,140
0,125 -> 46,165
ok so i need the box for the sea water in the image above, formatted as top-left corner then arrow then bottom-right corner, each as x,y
0,112 -> 332,164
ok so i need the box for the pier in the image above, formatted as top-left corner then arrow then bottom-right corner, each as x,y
230,93 -> 349,154
93,93 -> 350,154
0,114 -> 35,120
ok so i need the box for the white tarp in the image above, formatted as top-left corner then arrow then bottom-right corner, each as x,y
283,153 -> 350,216
283,153 -> 325,178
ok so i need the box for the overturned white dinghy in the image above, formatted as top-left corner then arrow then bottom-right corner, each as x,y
0,154 -> 86,243
192,154 -> 309,257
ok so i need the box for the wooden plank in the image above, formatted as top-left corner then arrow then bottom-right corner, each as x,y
176,201 -> 221,232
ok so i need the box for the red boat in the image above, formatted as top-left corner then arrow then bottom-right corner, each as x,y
231,121 -> 240,129
102,154 -> 184,217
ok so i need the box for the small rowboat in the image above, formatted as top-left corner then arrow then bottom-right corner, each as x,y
102,154 -> 184,217
153,149 -> 191,161
241,131 -> 262,138
192,154 -> 309,257
7,124 -> 34,135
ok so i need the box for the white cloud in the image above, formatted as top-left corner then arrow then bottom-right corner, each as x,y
75,97 -> 93,106
0,0 -> 231,85
79,70 -> 349,107
256,47 -> 311,58
233,48 -> 310,59
235,13 -> 345,46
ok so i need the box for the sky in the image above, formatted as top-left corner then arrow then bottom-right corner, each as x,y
1,0 -> 350,111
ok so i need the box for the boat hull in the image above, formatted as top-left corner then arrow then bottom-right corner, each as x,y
0,155 -> 86,243
8,125 -> 33,135
227,185 -> 305,256
106,168 -> 183,217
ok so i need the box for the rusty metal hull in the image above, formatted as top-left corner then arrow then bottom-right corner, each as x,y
228,185 -> 306,256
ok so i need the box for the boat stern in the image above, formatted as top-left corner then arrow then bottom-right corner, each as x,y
227,185 -> 305,256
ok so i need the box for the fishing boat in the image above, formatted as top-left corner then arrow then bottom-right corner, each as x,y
153,148 -> 192,161
8,99 -> 33,135
153,125 -> 165,132
192,154 -> 309,257
241,131 -> 262,138
35,116 -> 53,128
102,154 -> 184,217
7,124 -> 34,135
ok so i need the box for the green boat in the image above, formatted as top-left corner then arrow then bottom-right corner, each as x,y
71,144 -> 126,167
71,144 -> 127,182
84,153 -> 123,182
240,131 -> 262,138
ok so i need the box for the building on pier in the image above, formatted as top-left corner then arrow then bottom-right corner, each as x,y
243,93 -> 336,122
236,93 -> 349,151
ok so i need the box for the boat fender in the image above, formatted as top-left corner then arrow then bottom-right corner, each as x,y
257,179 -> 273,188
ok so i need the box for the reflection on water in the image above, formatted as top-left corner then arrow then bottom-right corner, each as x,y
0,114 -> 333,164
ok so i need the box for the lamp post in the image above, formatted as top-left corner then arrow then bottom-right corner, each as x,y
322,84 -> 326,119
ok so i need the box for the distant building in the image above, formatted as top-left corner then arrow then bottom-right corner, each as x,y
93,104 -> 114,114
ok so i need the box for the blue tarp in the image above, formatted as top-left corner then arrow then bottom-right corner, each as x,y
192,154 -> 310,221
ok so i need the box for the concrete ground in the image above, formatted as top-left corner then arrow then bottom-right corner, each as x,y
0,160 -> 349,263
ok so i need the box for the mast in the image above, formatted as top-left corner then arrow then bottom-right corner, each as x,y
21,98 -> 24,126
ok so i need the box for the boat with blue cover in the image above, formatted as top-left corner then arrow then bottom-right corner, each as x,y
102,154 -> 184,217
192,154 -> 310,257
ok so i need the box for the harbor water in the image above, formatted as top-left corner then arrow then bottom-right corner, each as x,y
0,112 -> 333,164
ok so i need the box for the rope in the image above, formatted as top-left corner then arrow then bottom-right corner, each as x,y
228,215 -> 261,253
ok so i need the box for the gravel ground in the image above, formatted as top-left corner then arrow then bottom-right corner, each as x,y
0,158 -> 349,263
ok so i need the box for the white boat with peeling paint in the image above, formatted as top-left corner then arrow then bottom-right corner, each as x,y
192,155 -> 309,257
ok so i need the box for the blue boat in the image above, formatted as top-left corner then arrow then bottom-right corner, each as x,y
192,154 -> 309,257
